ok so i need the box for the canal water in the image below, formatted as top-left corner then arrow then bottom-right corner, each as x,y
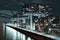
2,23 -> 33,40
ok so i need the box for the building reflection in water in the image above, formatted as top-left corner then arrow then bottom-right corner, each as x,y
4,24 -> 32,40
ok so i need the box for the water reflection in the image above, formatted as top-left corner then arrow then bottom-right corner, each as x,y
5,25 -> 33,40
6,26 -> 16,40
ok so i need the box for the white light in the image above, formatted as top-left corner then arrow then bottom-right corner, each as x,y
39,5 -> 44,9
46,5 -> 49,7
31,6 -> 34,8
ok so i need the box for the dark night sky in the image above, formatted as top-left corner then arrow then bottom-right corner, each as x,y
0,0 -> 60,16
0,0 -> 18,11
47,0 -> 60,16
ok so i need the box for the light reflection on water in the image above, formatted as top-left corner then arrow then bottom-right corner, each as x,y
6,26 -> 16,40
4,25 -> 32,40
